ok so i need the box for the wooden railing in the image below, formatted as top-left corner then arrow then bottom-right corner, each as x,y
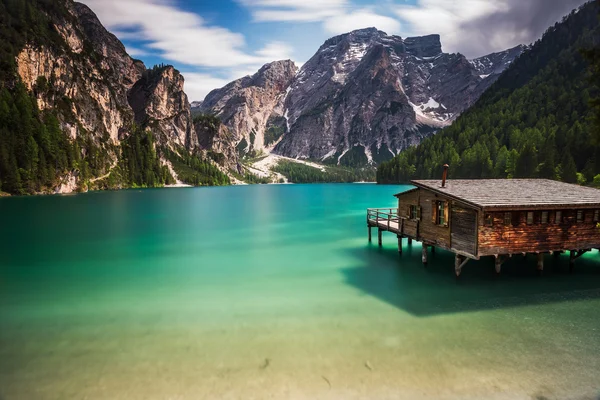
367,208 -> 402,230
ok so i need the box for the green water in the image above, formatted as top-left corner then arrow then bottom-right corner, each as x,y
1,184 -> 599,400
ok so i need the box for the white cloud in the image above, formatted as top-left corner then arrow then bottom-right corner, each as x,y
239,0 -> 347,22
181,73 -> 231,102
324,8 -> 402,35
125,46 -> 150,57
394,0 -> 587,58
394,1 -> 505,56
80,0 -> 293,68
255,42 -> 295,60
239,0 -> 400,35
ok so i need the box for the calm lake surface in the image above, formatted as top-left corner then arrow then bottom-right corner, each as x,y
1,184 -> 599,400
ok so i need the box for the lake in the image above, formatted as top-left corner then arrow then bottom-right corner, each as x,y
1,184 -> 599,400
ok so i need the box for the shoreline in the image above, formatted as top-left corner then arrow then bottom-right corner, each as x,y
0,181 -> 382,197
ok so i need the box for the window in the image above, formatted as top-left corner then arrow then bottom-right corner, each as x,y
555,211 -> 562,224
484,214 -> 493,227
432,201 -> 448,227
437,201 -> 446,226
594,210 -> 599,222
541,211 -> 548,224
512,212 -> 521,226
410,205 -> 418,219
577,210 -> 584,223
504,212 -> 511,226
527,211 -> 534,225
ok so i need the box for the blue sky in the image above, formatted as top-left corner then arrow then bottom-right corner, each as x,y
80,0 -> 587,101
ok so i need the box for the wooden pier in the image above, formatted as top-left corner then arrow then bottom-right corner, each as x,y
367,207 -> 438,266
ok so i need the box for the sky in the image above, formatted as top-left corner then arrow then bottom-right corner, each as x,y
80,0 -> 589,102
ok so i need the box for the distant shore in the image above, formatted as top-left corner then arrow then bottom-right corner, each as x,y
0,181 -> 383,197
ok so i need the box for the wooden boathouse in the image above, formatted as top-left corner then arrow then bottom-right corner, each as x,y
367,169 -> 600,276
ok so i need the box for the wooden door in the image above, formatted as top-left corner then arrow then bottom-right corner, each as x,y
451,205 -> 478,256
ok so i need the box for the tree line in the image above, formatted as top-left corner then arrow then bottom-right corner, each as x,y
273,160 -> 375,183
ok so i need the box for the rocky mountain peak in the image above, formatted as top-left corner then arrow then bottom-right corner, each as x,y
128,65 -> 198,150
251,59 -> 298,90
72,2 -> 145,88
199,60 -> 298,155
321,27 -> 387,49
404,34 -> 442,58
469,44 -> 528,77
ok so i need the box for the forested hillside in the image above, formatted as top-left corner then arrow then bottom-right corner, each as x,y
377,1 -> 600,185
0,0 -> 231,195
0,0 -> 80,194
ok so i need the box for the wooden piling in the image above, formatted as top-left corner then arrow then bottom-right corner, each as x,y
397,236 -> 402,254
407,238 -> 412,245
569,250 -> 576,273
368,226 -> 372,242
422,245 -> 428,265
378,229 -> 382,247
431,246 -> 436,255
455,254 -> 464,277
537,253 -> 544,274
495,256 -> 502,274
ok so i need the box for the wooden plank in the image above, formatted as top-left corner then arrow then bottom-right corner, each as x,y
417,190 -> 451,248
451,205 -> 477,256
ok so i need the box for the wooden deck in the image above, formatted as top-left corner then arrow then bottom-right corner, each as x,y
367,208 -> 405,235
367,208 -> 421,246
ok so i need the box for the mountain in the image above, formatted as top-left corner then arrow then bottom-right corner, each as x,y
128,65 -> 198,150
190,100 -> 203,117
377,1 -> 599,185
200,60 -> 298,157
201,29 -> 523,166
470,45 -> 528,78
0,0 -> 237,195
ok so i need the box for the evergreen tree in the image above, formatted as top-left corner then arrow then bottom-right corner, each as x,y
561,151 -> 578,183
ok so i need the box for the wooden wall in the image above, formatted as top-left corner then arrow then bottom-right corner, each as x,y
404,220 -> 418,238
397,189 -> 452,249
397,190 -> 419,218
397,190 -> 420,238
478,209 -> 600,256
419,190 -> 452,248
451,204 -> 478,257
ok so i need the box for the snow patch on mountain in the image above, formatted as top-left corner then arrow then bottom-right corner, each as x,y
321,148 -> 337,161
364,145 -> 373,164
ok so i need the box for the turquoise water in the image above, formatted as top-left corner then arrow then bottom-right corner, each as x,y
1,184 -> 599,400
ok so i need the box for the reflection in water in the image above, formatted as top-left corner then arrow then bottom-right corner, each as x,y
344,243 -> 600,316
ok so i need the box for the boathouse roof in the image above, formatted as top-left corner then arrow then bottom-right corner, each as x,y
402,179 -> 600,209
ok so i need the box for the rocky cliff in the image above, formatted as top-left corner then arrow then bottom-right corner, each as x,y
2,0 -> 235,194
194,115 -> 242,174
128,65 -> 198,150
199,60 -> 298,156
16,2 -> 143,146
470,44 -> 528,77
201,28 -> 523,166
